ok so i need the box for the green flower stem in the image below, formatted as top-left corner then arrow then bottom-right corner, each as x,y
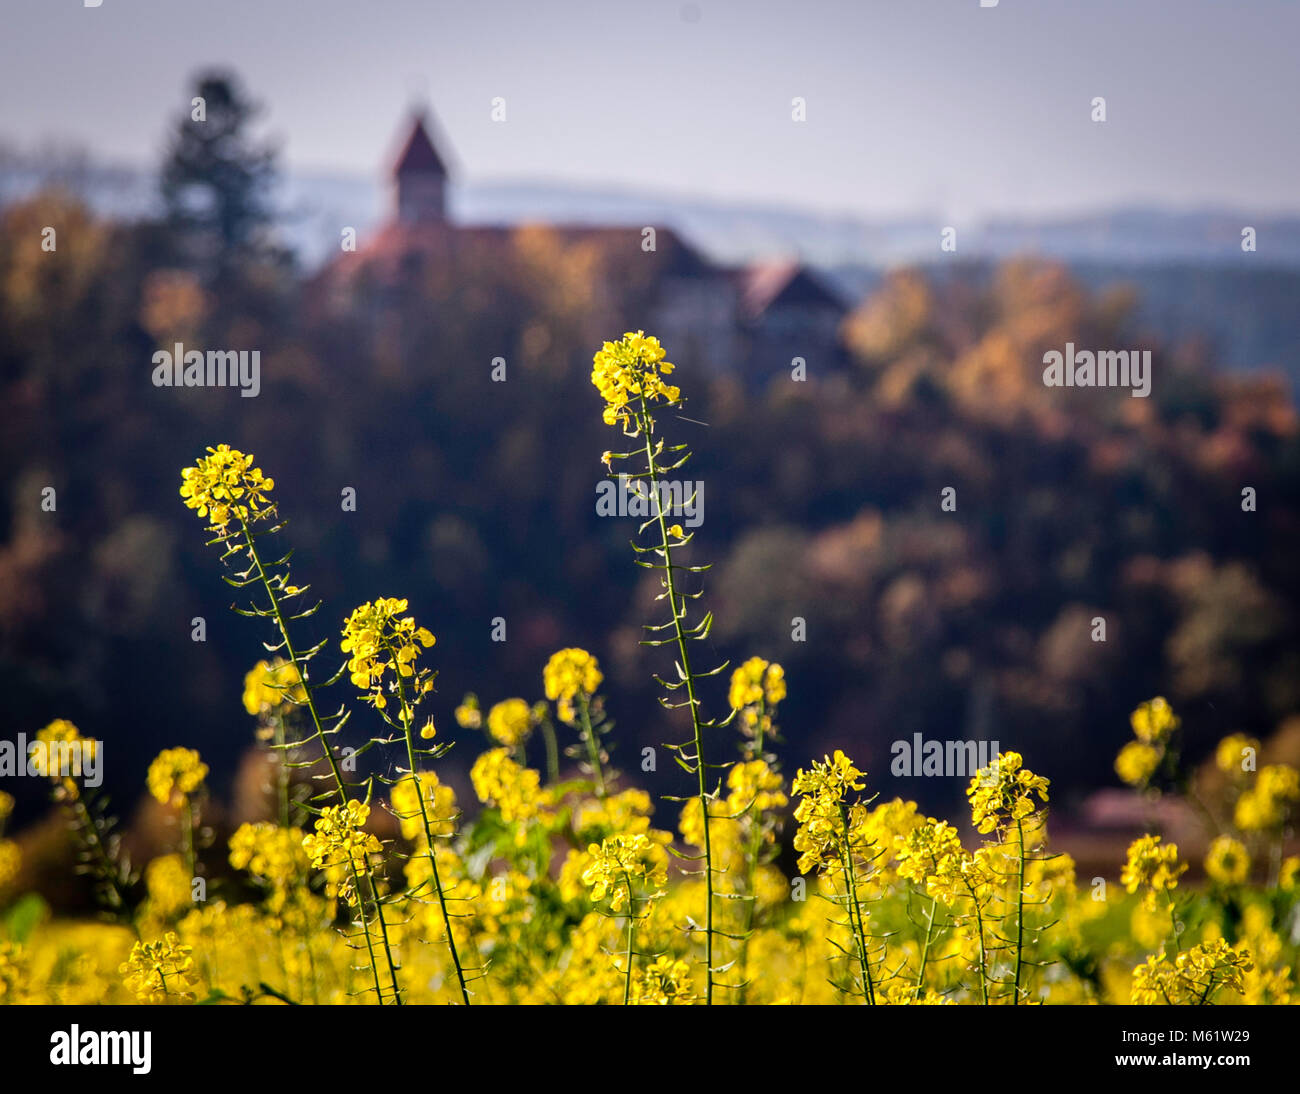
272,713 -> 290,829
237,517 -> 397,1003
238,518 -> 350,800
66,790 -> 137,936
915,893 -> 937,1000
1164,888 -> 1185,953
736,801 -> 767,1005
540,717 -> 560,785
838,808 -> 875,1004
577,694 -> 608,797
622,869 -> 637,1006
1013,817 -> 1026,1005
636,394 -> 716,1005
342,855 -> 389,1004
964,878 -> 991,1006
391,663 -> 472,1005
1197,970 -> 1220,1006
181,797 -> 196,886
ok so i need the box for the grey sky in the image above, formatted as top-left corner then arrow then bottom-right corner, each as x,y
1,0 -> 1296,218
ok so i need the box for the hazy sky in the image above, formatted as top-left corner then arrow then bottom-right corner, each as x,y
2,0 -> 1297,219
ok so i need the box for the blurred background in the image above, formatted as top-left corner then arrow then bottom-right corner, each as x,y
2,0 -> 1299,902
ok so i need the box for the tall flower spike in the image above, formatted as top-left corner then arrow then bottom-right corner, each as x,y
341,597 -> 474,1003
180,445 -> 401,1004
593,332 -> 730,1003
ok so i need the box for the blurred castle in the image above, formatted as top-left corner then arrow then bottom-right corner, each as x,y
314,111 -> 848,379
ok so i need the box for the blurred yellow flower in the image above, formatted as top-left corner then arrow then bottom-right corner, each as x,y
543,647 -> 603,724
1115,740 -> 1161,787
241,658 -> 305,716
1234,765 -> 1300,831
454,693 -> 482,730
1215,733 -> 1260,776
1204,836 -> 1250,885
146,748 -> 208,807
1129,697 -> 1180,745
487,698 -> 534,748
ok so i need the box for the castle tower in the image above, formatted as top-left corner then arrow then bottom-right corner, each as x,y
392,112 -> 448,225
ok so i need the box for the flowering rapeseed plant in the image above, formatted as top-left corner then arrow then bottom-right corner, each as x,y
6,336 -> 1300,1008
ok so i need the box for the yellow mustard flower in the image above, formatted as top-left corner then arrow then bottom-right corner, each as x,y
241,658 -> 305,716
894,819 -> 966,888
1234,764 -> 1300,831
487,698 -> 534,748
1121,834 -> 1186,910
581,832 -> 668,913
339,597 -> 436,711
1130,939 -> 1253,1005
119,932 -> 198,1003
1204,835 -> 1250,885
1130,696 -> 1180,745
301,801 -> 382,893
389,772 -> 457,844
591,330 -> 680,429
146,747 -> 208,807
28,720 -> 98,789
0,942 -> 27,1002
144,854 -> 193,919
454,692 -> 482,730
726,759 -> 788,818
543,647 -> 603,724
1115,740 -> 1162,787
728,656 -> 787,710
967,751 -> 1049,834
178,444 -> 275,531
471,748 -> 554,840
631,955 -> 697,1005
228,822 -> 310,888
791,750 -> 868,875
1215,733 -> 1260,776
728,657 -> 787,744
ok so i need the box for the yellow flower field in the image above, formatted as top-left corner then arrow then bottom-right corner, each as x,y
1,333 -> 1296,1006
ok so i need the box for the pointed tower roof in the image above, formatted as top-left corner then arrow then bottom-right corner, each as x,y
393,113 -> 448,178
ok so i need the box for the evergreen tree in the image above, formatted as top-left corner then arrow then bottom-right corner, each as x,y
160,72 -> 277,277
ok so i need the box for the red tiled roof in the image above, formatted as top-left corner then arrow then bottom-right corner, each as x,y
736,260 -> 844,318
317,221 -> 716,288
